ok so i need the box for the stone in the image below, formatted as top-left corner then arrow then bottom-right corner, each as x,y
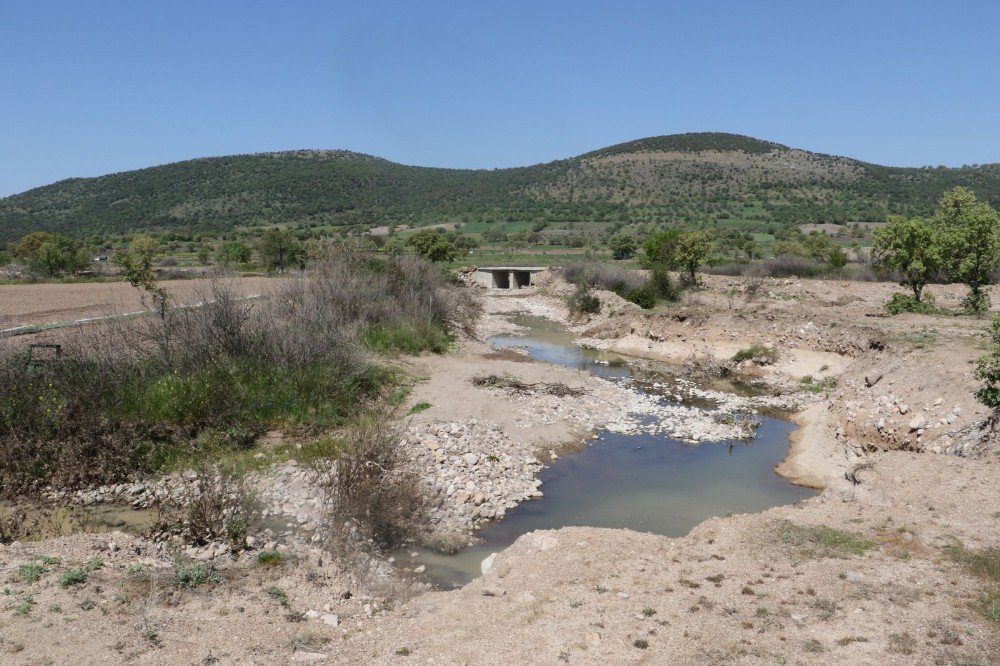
843,571 -> 863,583
321,613 -> 340,627
413,565 -> 425,573
482,586 -> 506,597
481,553 -> 498,575
897,403 -> 910,415
473,492 -> 486,506
305,610 -> 320,619
908,416 -> 926,431
463,453 -> 480,466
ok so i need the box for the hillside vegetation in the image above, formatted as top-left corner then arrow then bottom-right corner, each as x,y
2,133 -> 1000,243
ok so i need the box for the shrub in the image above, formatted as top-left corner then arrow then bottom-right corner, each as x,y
649,268 -> 680,301
975,314 -> 1000,408
58,568 -> 88,588
884,292 -> 942,315
322,417 -> 426,551
625,287 -> 656,309
256,550 -> 285,567
173,563 -> 221,588
153,465 -> 258,548
0,251 -> 474,494
732,344 -> 778,365
563,263 -> 646,294
568,286 -> 601,316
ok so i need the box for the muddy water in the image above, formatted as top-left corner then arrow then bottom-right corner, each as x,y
0,501 -> 158,540
400,314 -> 816,589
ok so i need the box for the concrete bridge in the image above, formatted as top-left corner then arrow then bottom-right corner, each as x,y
472,266 -> 546,290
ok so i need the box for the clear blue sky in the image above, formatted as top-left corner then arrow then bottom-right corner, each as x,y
2,1 -> 999,196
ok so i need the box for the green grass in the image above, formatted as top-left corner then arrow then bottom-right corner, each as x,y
58,569 -> 88,588
173,563 -> 221,589
18,563 -> 46,584
408,402 -> 432,414
256,551 -> 285,567
778,522 -> 875,558
360,323 -> 454,355
265,586 -> 289,607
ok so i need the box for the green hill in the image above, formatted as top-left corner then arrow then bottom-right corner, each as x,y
2,133 -> 999,243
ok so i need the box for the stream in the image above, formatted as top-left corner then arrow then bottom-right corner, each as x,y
397,314 -> 816,588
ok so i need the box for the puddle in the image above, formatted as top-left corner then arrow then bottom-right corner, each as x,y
396,314 -> 816,588
0,501 -> 158,540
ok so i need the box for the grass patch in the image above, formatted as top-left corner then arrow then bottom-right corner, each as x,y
732,343 -> 778,365
778,522 -> 875,558
257,550 -> 285,567
360,323 -> 453,355
172,563 -> 221,589
407,402 -> 432,415
18,563 -> 45,584
58,569 -> 88,588
835,636 -> 868,647
945,544 -> 1000,623
265,586 -> 289,607
799,375 -> 836,394
803,639 -> 824,653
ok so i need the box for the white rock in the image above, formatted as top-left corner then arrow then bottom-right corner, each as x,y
481,552 -> 498,575
321,613 -> 339,627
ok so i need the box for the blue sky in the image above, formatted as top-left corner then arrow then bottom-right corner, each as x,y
2,1 -> 999,196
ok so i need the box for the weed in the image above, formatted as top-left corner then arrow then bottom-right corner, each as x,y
732,344 -> 778,365
778,522 -> 875,558
395,647 -> 412,656
834,636 -> 868,646
79,597 -> 95,611
407,402 -> 431,414
291,632 -> 329,651
945,544 -> 1000,622
265,586 -> 289,607
803,639 -> 824,653
811,597 -> 838,620
642,607 -> 657,617
256,550 -> 285,567
799,375 -> 836,394
633,639 -> 649,649
18,563 -> 45,584
13,597 -> 33,616
172,563 -> 221,589
58,568 -> 88,588
85,558 -> 104,571
888,632 -> 917,655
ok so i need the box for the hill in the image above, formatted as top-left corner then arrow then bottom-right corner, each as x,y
2,133 -> 999,242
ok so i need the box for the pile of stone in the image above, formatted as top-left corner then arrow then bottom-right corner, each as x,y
402,420 -> 543,532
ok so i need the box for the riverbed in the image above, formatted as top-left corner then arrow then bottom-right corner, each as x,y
399,314 -> 815,588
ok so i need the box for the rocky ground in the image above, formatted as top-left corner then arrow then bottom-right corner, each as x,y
2,272 -> 999,664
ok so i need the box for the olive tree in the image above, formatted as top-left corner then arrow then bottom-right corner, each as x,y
935,187 -> 1000,313
871,216 -> 941,303
674,230 -> 711,285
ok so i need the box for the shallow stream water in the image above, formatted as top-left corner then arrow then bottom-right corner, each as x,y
399,314 -> 815,588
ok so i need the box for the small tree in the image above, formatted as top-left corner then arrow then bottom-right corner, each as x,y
115,235 -> 168,318
871,216 -> 941,303
641,230 -> 681,267
935,186 -> 1000,313
609,234 -> 637,260
259,228 -> 302,270
974,314 -> 1000,407
674,231 -> 710,285
216,241 -> 252,267
15,231 -> 87,276
408,229 -> 457,262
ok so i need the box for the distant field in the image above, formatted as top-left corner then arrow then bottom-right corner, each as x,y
0,277 -> 279,329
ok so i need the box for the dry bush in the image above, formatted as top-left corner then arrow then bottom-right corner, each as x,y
322,417 -> 426,552
152,465 -> 259,549
563,263 -> 648,294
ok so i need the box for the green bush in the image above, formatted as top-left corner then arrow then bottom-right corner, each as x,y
649,268 -> 680,301
884,292 -> 942,315
625,287 -> 656,309
568,286 -> 601,315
